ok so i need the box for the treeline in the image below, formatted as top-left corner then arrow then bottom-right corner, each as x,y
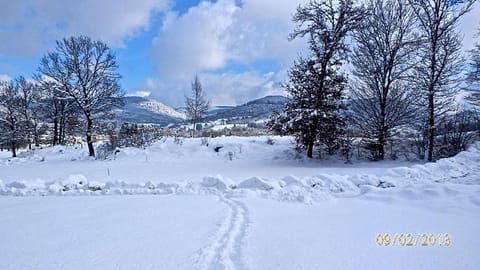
0,36 -> 123,157
269,0 -> 480,161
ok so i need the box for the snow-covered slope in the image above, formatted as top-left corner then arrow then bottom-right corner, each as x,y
138,99 -> 186,120
207,95 -> 289,122
115,96 -> 186,125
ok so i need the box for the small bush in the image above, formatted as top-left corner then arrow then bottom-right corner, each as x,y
265,137 -> 275,145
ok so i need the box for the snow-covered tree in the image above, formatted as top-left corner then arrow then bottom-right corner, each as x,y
36,78 -> 79,145
185,75 -> 209,137
271,57 -> 348,158
270,0 -> 362,158
0,77 -> 47,155
38,36 -> 123,157
0,80 -> 25,157
408,0 -> 476,161
350,0 -> 419,160
467,28 -> 480,105
16,77 -> 42,149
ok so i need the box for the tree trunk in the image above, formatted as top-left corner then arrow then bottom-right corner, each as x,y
427,32 -> 438,162
378,124 -> 387,161
53,118 -> 58,146
377,123 -> 385,160
34,123 -> 39,147
378,140 -> 385,160
11,140 -> 16,158
307,141 -> 314,158
59,115 -> 66,145
86,116 -> 95,157
427,91 -> 435,162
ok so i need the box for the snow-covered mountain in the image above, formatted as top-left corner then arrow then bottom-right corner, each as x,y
115,96 -> 186,126
206,95 -> 289,122
138,99 -> 186,120
116,95 -> 289,126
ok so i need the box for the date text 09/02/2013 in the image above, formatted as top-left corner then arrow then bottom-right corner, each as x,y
376,233 -> 452,247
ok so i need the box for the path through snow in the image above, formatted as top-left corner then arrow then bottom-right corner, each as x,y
196,194 -> 250,270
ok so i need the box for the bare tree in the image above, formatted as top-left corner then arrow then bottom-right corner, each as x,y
408,0 -> 476,161
36,78 -> 79,145
466,28 -> 480,104
0,80 -> 24,157
350,0 -> 419,160
38,36 -> 123,157
438,109 -> 478,157
185,75 -> 209,137
16,77 -> 41,150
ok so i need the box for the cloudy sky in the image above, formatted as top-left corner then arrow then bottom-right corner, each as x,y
0,0 -> 479,107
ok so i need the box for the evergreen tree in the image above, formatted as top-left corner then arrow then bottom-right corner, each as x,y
269,0 -> 362,158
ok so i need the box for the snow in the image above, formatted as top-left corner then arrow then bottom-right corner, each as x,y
0,136 -> 479,269
0,136 -> 418,185
245,191 -> 480,270
237,177 -> 274,191
208,123 -> 248,131
0,195 -> 224,270
139,99 -> 187,119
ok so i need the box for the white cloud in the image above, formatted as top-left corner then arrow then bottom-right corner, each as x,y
0,0 -> 170,56
200,71 -> 285,106
227,0 -> 308,65
126,90 -> 151,98
152,0 -> 238,80
148,0 -> 308,105
151,0 -> 308,80
0,74 -> 12,82
138,70 -> 286,107
137,78 -> 182,107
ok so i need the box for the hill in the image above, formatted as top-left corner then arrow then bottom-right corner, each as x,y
115,96 -> 186,126
207,95 -> 289,122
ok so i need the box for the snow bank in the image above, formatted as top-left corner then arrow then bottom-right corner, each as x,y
1,142 -> 479,204
237,177 -> 274,191
389,142 -> 480,185
201,176 -> 229,190
0,173 -> 332,199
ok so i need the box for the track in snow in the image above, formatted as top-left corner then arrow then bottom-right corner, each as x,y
195,194 -> 250,270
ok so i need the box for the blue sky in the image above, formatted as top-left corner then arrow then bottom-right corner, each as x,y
1,0 -> 479,106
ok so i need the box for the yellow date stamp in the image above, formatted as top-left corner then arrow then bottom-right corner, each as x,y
376,233 -> 451,247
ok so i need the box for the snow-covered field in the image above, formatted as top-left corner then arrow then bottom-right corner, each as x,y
1,136 -> 479,270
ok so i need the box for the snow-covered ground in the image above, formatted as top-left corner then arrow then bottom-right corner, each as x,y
0,136 -> 479,269
0,136 -> 425,186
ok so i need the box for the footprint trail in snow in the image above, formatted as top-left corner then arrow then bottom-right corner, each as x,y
196,195 -> 250,270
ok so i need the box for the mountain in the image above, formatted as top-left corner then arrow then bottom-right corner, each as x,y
115,96 -> 186,126
115,95 -> 289,126
244,95 -> 290,105
208,105 -> 235,115
207,95 -> 289,122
